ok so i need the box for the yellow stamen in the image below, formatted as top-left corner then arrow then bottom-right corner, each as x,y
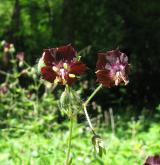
54,77 -> 59,84
62,79 -> 67,85
10,44 -> 14,48
4,48 -> 9,52
63,63 -> 68,70
114,71 -> 120,86
52,66 -> 58,72
115,79 -> 119,86
119,72 -> 129,85
69,74 -> 76,78
95,70 -> 100,74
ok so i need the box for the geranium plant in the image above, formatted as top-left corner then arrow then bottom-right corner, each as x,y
38,44 -> 130,164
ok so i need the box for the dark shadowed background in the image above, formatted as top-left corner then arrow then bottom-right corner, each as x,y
0,0 -> 160,111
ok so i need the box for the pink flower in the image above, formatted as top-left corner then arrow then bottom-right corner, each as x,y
16,52 -> 24,66
0,84 -> 8,94
16,52 -> 24,62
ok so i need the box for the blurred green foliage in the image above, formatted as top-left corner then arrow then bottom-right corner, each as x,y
0,109 -> 160,165
0,42 -> 160,164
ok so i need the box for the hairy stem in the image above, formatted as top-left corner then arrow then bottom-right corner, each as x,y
84,84 -> 102,106
83,84 -> 102,135
83,106 -> 96,135
66,116 -> 73,165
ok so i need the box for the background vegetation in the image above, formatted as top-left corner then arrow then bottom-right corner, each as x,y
0,0 -> 160,164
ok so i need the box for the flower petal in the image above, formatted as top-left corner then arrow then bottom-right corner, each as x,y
70,61 -> 87,75
96,53 -> 107,70
105,50 -> 121,64
56,44 -> 76,62
119,52 -> 128,63
96,70 -> 114,87
43,49 -> 56,66
66,76 -> 77,86
41,66 -> 56,83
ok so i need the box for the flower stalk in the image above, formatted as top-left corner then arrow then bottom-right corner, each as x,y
83,84 -> 102,135
84,84 -> 102,106
66,114 -> 74,165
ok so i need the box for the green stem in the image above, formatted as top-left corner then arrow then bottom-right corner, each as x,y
83,106 -> 96,135
24,61 -> 31,68
10,52 -> 17,74
66,116 -> 73,165
0,70 -> 9,76
83,84 -> 102,135
84,84 -> 102,106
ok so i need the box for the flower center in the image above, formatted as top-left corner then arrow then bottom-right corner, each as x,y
52,62 -> 75,85
114,71 -> 129,86
60,68 -> 65,80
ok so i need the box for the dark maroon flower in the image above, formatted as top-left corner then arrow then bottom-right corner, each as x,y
40,44 -> 87,85
96,50 -> 130,87
143,155 -> 160,165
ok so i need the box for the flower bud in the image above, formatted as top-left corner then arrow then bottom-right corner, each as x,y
92,135 -> 106,157
37,55 -> 45,73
